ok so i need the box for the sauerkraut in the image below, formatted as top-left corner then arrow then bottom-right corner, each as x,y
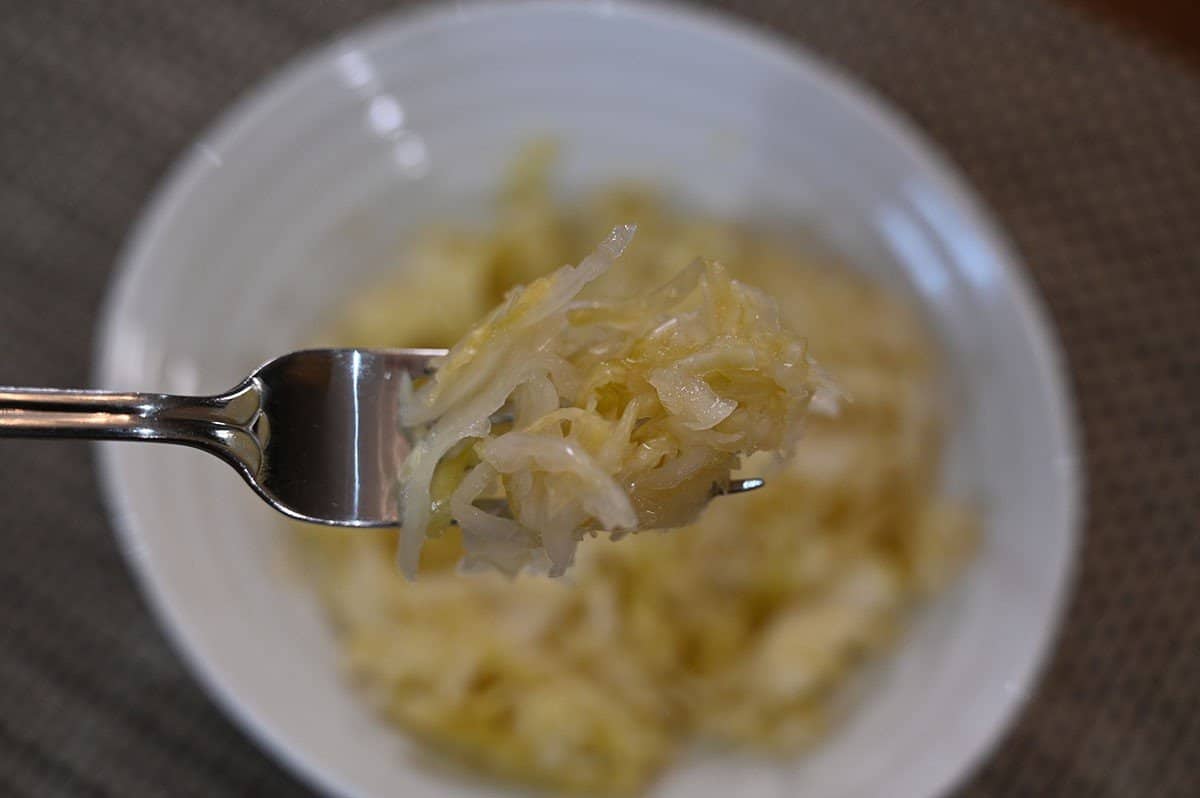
398,226 -> 832,577
296,146 -> 977,795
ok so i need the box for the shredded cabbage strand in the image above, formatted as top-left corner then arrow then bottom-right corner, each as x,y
398,226 -> 833,577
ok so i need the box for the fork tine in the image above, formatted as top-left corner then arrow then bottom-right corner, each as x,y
716,478 -> 766,495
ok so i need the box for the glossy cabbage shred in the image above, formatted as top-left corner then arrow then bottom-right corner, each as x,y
398,225 -> 833,577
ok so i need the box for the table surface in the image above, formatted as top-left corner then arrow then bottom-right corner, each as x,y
1068,0 -> 1200,67
1,1 -> 1197,796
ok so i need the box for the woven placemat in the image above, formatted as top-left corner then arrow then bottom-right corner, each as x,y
1,1 -> 1196,796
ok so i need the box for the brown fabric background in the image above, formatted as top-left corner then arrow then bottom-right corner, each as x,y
1,1 -> 1197,796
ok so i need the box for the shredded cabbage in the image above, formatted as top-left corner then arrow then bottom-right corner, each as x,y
398,226 -> 832,577
296,146 -> 977,794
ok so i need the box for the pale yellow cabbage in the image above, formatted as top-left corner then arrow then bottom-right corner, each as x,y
298,147 -> 977,794
398,226 -> 831,577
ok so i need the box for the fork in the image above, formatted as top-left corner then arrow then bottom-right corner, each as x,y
0,348 -> 764,527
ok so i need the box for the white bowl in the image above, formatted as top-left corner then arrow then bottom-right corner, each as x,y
96,2 -> 1081,797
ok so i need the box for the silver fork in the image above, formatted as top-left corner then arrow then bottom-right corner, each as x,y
0,348 -> 764,527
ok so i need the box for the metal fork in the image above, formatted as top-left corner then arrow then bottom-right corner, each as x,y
0,348 -> 764,527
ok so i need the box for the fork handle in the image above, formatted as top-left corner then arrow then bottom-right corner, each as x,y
0,384 -> 266,474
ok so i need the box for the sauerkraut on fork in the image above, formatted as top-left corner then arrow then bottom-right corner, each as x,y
397,225 -> 837,577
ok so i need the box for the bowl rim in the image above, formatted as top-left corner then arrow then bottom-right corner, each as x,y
94,2 -> 1083,797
